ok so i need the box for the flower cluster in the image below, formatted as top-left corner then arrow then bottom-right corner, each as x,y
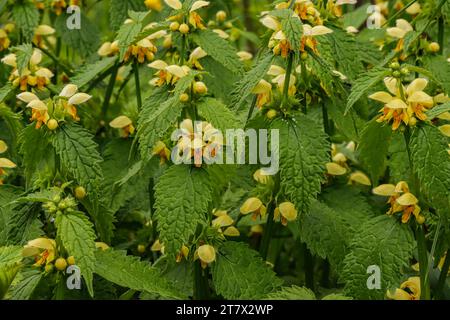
2,49 -> 53,91
373,181 -> 424,224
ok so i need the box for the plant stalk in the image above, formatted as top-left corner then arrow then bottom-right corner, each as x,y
133,60 -> 142,111
416,225 -> 431,300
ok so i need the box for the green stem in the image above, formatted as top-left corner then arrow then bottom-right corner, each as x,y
416,226 -> 430,300
180,34 -> 187,65
282,52 -> 294,108
133,60 -> 142,111
53,38 -> 62,85
437,251 -> 450,298
193,261 -> 209,300
246,95 -> 257,125
304,244 -> 314,290
438,15 -> 444,55
37,45 -> 73,76
259,201 -> 276,261
101,62 -> 119,118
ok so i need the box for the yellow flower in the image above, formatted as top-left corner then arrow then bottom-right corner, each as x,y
148,61 -> 190,86
326,162 -> 347,176
151,239 -> 165,254
27,99 -> 50,129
300,24 -> 333,53
211,210 -> 240,237
109,116 -> 135,138
164,0 -> 209,29
387,277 -> 421,300
268,65 -> 297,96
176,245 -> 189,263
59,84 -> 92,121
386,19 -> 413,54
373,181 -> 423,223
0,157 -> 16,185
51,0 -> 68,15
145,0 -> 162,11
369,77 -> 434,130
196,244 -> 216,268
188,47 -> 207,70
22,238 -> 57,267
0,140 -> 7,154
348,171 -> 371,186
98,41 -> 120,57
274,202 -> 298,226
152,141 -> 171,164
124,37 -> 158,64
252,79 -> 272,109
240,197 -> 267,221
0,28 -> 11,51
33,25 -> 55,49
253,169 -> 271,184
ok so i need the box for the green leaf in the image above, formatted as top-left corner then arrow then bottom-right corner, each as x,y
343,3 -> 370,28
426,102 -> 450,119
12,44 -> 33,76
95,249 -> 183,299
346,67 -> 390,114
265,286 -> 316,300
110,0 -> 146,30
404,64 -> 447,92
422,55 -> 450,94
71,57 -> 118,88
358,119 -> 393,184
300,201 -> 351,271
280,11 -> 303,52
197,97 -> 241,132
230,53 -> 273,111
12,2 -> 39,42
55,12 -> 100,58
341,215 -> 415,299
154,166 -> 212,254
55,212 -> 96,297
6,204 -> 43,245
52,124 -> 103,196
192,29 -> 244,75
0,246 -> 22,268
272,114 -> 329,215
321,293 -> 353,300
0,84 -> 14,104
388,132 -> 411,183
410,124 -> 450,217
9,268 -> 42,300
212,241 -> 282,299
115,19 -> 142,61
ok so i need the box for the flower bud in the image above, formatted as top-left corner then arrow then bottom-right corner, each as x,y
179,23 -> 190,34
67,256 -> 76,265
47,119 -> 59,131
428,42 -> 440,53
74,186 -> 86,200
216,10 -> 227,22
266,109 -> 277,119
170,22 -> 180,32
180,93 -> 189,102
193,81 -> 207,94
55,258 -> 67,271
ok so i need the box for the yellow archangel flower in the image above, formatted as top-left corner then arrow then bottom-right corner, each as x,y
22,238 -> 57,267
261,15 -> 293,58
164,0 -> 210,30
152,141 -> 171,164
0,153 -> 16,185
387,277 -> 421,300
267,65 -> 297,96
145,0 -> 163,11
300,24 -> 333,53
252,79 -> 272,109
274,202 -> 298,226
277,0 -> 323,25
110,116 -> 135,138
240,197 -> 267,221
373,181 -> 424,224
98,41 -> 120,57
0,28 -> 11,52
33,25 -> 56,49
386,19 -> 413,53
327,0 -> 357,18
369,77 -> 434,130
148,61 -> 191,87
212,210 -> 240,237
196,244 -> 216,268
326,141 -> 355,176
58,84 -> 92,121
188,47 -> 207,70
124,36 -> 159,64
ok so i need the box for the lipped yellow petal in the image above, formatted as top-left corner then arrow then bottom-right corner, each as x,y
212,214 -> 234,227
223,226 -> 240,237
369,91 -> 393,103
278,202 -> 297,221
372,184 -> 396,196
387,27 -> 407,39
68,93 -> 91,105
26,238 -> 56,251
396,192 -> 418,206
384,77 -> 399,96
27,99 -> 47,111
310,25 -> 333,36
110,116 -> 132,129
387,288 -> 412,300
326,162 -> 347,176
408,91 -> 434,108
17,92 -> 39,103
349,171 -> 371,186
148,59 -> 168,70
166,65 -> 188,78
213,29 -> 229,39
164,0 -> 182,10
252,79 -> 272,94
190,1 -> 209,12
0,158 -> 16,168
394,181 -> 409,193
439,125 -> 450,137
35,24 -> 55,36
197,244 -> 216,264
60,84 -> 78,98
260,15 -> 280,31
95,242 -> 110,250
240,197 -> 263,215
396,19 -> 413,33
0,140 -> 7,154
386,98 -> 408,109
237,51 -> 253,61
406,78 -> 428,96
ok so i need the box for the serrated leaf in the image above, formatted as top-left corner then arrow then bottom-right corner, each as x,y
95,249 -> 183,299
192,29 -> 243,75
280,11 -> 302,52
426,102 -> 450,119
55,12 -> 100,58
9,268 -> 42,300
410,124 -> 450,218
110,0 -> 146,30
422,55 -> 450,94
55,212 -> 96,297
13,44 -> 33,76
0,84 -> 13,104
341,215 -> 415,299
52,124 -> 103,196
265,285 -> 316,300
6,204 -> 43,245
358,119 -> 392,184
230,53 -> 274,111
154,166 -> 212,254
346,67 -> 390,113
12,2 -> 39,42
71,57 -> 118,88
212,241 -> 282,299
272,114 -> 329,215
197,97 -> 241,132
343,3 -> 370,28
0,246 -> 22,268
115,20 -> 142,61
